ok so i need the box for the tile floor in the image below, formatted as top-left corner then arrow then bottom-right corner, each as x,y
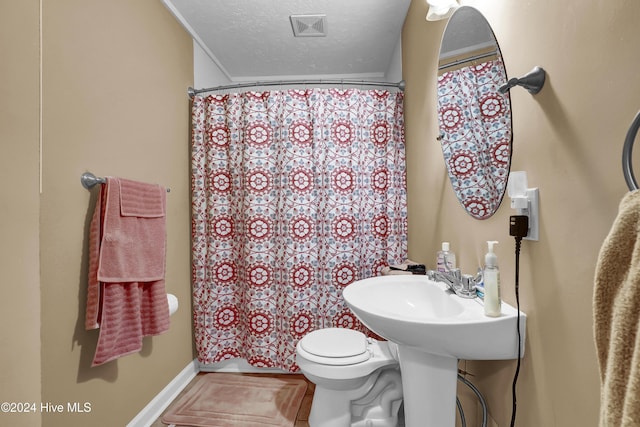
152,372 -> 406,427
152,372 -> 315,427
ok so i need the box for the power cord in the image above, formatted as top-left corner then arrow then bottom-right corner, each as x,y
509,215 -> 528,427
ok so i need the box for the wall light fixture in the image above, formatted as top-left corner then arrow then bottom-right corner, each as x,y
426,0 -> 460,21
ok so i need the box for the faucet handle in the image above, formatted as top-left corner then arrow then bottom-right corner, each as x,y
426,268 -> 460,280
459,274 -> 478,298
461,274 -> 474,288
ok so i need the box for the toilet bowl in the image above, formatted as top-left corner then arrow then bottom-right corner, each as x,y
296,328 -> 403,427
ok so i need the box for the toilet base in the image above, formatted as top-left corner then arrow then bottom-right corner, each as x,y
309,386 -> 353,427
351,368 -> 403,427
308,367 -> 402,427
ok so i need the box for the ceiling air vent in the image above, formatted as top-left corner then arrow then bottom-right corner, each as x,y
290,14 -> 327,37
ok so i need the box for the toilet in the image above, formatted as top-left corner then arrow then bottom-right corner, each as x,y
295,328 -> 403,427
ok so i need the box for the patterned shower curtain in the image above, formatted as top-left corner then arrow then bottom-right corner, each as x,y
191,88 -> 407,371
437,59 -> 512,219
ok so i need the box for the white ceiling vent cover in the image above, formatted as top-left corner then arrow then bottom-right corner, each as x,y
290,14 -> 327,37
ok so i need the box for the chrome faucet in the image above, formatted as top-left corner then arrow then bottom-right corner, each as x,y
427,265 -> 480,299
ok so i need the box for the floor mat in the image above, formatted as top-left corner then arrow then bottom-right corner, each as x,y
161,373 -> 308,427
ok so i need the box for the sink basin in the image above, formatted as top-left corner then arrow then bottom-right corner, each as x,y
342,274 -> 526,360
342,274 -> 527,427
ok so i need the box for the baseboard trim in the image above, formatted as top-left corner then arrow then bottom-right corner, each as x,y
127,358 -> 199,427
199,357 -> 287,373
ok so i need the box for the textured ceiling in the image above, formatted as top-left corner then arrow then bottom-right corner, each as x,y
440,6 -> 497,60
161,0 -> 411,82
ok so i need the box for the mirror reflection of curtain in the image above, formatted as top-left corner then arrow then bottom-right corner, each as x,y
437,59 -> 512,219
191,88 -> 407,371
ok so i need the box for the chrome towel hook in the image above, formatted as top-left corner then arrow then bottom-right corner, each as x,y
498,66 -> 546,95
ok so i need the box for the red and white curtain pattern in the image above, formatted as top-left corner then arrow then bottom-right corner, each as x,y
437,59 -> 512,219
191,88 -> 407,371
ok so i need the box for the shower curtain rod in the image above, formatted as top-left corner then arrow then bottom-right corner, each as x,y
438,50 -> 498,71
188,79 -> 405,97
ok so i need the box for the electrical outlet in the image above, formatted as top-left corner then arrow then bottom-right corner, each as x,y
507,171 -> 539,241
522,187 -> 539,241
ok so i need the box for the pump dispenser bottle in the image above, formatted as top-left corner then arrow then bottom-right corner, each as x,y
437,242 -> 456,272
483,241 -> 501,317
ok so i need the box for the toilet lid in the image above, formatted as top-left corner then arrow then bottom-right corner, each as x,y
300,328 -> 369,363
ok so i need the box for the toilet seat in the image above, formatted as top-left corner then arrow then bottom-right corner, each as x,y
299,328 -> 371,366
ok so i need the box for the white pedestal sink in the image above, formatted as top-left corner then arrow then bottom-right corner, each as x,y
342,275 -> 526,427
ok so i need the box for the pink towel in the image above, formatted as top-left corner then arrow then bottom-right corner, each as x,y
119,177 -> 165,218
86,177 -> 170,366
98,177 -> 166,283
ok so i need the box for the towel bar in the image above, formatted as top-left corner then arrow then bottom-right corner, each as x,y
80,172 -> 106,189
623,111 -> 640,191
81,172 -> 170,192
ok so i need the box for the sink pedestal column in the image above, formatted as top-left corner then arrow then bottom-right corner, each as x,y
397,345 -> 458,427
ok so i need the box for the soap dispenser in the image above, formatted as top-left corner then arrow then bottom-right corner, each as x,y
483,241 -> 501,317
437,242 -> 456,272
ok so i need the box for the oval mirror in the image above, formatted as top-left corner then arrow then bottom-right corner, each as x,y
436,6 -> 512,219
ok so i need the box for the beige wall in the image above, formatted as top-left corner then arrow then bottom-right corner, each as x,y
403,0 -> 640,425
0,1 -> 42,426
40,1 -> 194,425
6,0 -> 639,425
1,0 -> 194,426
